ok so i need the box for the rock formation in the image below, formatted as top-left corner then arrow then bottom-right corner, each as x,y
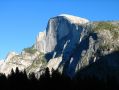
35,31 -> 46,53
0,14 -> 119,78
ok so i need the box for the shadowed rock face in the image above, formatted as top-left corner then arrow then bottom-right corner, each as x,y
77,51 -> 119,81
36,14 -> 89,54
44,15 -> 89,76
37,15 -> 119,77
34,14 -> 90,76
46,17 -> 84,56
1,14 -> 119,78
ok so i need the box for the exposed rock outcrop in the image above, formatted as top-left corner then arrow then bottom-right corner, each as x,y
0,14 -> 119,78
45,14 -> 89,53
0,50 -> 46,76
35,31 -> 46,53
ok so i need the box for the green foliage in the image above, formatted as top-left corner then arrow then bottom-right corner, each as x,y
23,45 -> 37,54
93,22 -> 118,31
114,46 -> 119,51
112,30 -> 119,39
26,53 -> 47,73
35,52 -> 47,65
33,55 -> 47,66
99,44 -> 110,51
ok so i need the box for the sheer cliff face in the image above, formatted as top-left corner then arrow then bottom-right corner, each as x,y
45,14 -> 89,53
35,14 -> 90,76
35,15 -> 119,77
1,14 -> 119,77
35,14 -> 89,53
35,32 -> 46,53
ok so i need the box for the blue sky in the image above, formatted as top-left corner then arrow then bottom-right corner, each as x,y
0,0 -> 119,59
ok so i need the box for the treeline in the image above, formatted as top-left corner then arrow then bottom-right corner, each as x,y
0,67 -> 119,90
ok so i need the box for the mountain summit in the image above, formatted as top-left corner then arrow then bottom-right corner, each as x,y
35,14 -> 89,53
0,14 -> 119,78
35,14 -> 89,76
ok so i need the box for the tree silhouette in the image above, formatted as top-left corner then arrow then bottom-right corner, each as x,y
0,65 -> 119,90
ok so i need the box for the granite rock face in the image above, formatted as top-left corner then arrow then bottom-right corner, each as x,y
39,14 -> 89,75
35,32 -> 46,53
42,15 -> 119,77
0,50 -> 46,76
1,14 -> 119,78
45,14 -> 89,53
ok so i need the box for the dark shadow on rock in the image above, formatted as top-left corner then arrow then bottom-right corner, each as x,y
45,32 -> 98,77
76,51 -> 119,80
62,32 -> 98,77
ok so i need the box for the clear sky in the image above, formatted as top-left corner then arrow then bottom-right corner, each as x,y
0,0 -> 119,59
